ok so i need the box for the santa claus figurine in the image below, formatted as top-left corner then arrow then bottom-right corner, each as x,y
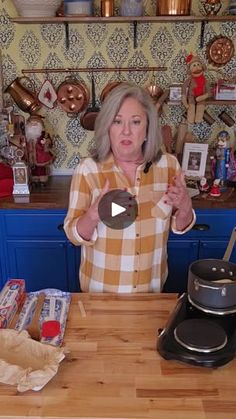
182,54 -> 209,124
25,115 -> 54,185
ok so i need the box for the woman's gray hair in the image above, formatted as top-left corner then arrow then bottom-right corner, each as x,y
90,82 -> 162,163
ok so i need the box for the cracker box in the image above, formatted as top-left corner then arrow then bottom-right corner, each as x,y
0,279 -> 25,328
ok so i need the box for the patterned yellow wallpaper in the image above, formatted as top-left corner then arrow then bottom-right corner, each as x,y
0,0 -> 235,173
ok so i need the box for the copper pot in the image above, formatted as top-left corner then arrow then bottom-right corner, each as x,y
5,77 -> 41,114
80,74 -> 100,131
100,81 -> 123,102
146,84 -> 164,102
57,78 -> 90,116
156,0 -> 192,15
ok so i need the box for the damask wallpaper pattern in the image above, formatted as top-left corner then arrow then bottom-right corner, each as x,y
0,0 -> 235,173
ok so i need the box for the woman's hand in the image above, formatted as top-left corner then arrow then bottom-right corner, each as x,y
165,172 -> 193,231
76,179 -> 110,241
87,178 -> 110,223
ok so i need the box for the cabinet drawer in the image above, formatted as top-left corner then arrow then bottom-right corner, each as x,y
3,211 -> 67,238
189,209 -> 236,238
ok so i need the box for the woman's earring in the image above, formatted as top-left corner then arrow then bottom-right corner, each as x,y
144,137 -> 147,142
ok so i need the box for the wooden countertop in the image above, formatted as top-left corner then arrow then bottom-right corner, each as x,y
0,293 -> 236,419
0,176 -> 236,210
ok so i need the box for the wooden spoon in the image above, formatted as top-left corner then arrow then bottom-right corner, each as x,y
26,293 -> 45,341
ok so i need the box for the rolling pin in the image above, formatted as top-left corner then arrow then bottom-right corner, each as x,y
26,293 -> 45,341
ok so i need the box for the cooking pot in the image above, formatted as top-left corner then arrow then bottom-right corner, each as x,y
156,0 -> 192,15
57,78 -> 90,116
100,80 -> 123,102
80,74 -> 100,131
188,228 -> 236,313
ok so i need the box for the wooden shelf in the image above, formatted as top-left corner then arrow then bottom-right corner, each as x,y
10,15 -> 236,24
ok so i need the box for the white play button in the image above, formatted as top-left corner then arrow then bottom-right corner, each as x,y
111,202 -> 126,217
98,189 -> 138,230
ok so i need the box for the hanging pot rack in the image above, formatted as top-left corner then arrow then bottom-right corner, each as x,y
21,66 -> 167,75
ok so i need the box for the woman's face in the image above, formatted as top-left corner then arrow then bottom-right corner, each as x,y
109,96 -> 148,162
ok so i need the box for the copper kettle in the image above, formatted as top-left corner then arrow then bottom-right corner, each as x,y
5,77 -> 41,114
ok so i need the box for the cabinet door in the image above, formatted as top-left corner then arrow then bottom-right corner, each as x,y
164,240 -> 199,293
199,240 -> 236,262
6,240 -> 76,292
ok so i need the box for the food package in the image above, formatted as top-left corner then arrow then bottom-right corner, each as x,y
15,289 -> 71,346
0,329 -> 65,392
0,279 -> 25,328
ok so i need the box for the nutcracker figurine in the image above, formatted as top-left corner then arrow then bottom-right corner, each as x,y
211,130 -> 231,186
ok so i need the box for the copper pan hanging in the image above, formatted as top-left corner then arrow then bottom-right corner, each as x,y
100,80 -> 123,102
207,36 -> 235,67
57,77 -> 90,116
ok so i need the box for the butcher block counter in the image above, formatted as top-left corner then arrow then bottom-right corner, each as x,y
0,293 -> 236,419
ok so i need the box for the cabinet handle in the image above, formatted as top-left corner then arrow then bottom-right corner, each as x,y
57,223 -> 64,231
192,224 -> 210,231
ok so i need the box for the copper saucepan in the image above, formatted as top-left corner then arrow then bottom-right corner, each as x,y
57,77 -> 90,116
100,80 -> 123,102
80,74 -> 100,131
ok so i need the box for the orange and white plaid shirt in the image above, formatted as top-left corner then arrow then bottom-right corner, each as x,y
64,153 -> 195,292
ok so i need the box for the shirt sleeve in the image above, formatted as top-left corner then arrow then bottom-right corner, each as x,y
63,160 -> 98,246
171,209 -> 196,235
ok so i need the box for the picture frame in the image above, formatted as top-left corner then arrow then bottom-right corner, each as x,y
181,142 -> 209,178
168,84 -> 182,104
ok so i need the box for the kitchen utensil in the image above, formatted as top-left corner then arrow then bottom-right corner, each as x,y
156,0 -> 192,15
207,36 -> 235,67
26,293 -> 45,340
188,227 -> 236,313
100,80 -> 122,102
146,71 -> 163,102
5,77 -> 41,114
41,297 -> 61,339
80,74 -> 100,130
57,77 -> 90,116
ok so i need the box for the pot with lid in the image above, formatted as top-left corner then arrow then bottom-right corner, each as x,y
188,227 -> 236,314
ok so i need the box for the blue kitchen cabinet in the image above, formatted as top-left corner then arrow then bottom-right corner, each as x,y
164,239 -> 199,293
0,209 -> 81,292
164,209 -> 236,294
1,207 -> 236,294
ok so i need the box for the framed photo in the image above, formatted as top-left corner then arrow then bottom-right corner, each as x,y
182,143 -> 209,178
168,84 -> 182,104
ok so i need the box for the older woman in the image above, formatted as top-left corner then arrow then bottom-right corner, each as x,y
64,82 -> 195,292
